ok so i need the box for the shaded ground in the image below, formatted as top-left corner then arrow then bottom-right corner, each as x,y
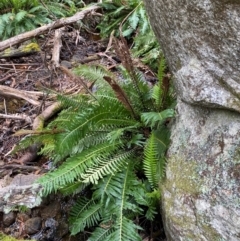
0,27 -> 165,240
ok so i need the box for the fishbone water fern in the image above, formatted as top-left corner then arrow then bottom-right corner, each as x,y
16,38 -> 174,240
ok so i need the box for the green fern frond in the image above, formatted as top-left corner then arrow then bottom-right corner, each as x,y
81,149 -> 135,184
113,164 -> 142,240
15,10 -> 27,22
152,57 -> 167,109
12,135 -> 36,153
70,131 -> 109,156
143,133 -> 158,189
91,165 -> 143,241
52,103 -> 130,158
70,198 -> 102,235
37,142 -> 123,195
118,66 -> 150,113
56,93 -> 89,109
59,181 -> 87,196
107,217 -> 142,241
153,126 -> 171,158
1,13 -> 11,23
141,109 -> 175,128
133,186 -> 157,221
28,5 -> 46,14
93,173 -> 122,203
88,227 -> 114,241
157,57 -> 166,82
73,64 -> 110,88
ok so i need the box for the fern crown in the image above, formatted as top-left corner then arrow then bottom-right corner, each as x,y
16,38 -> 174,240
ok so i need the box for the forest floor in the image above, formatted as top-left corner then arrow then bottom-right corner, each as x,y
0,26 -> 165,240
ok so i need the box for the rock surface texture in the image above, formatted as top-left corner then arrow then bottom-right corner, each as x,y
143,1 -> 240,240
0,174 -> 42,213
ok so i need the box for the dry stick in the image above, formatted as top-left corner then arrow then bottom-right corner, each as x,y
0,113 -> 32,123
0,164 -> 41,172
0,5 -> 100,52
15,102 -> 62,164
0,85 -> 54,106
51,27 -> 64,68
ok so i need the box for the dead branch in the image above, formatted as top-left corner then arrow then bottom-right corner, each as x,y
0,5 -> 100,52
14,102 -> 62,164
51,28 -> 64,68
32,101 -> 62,130
1,164 -> 41,172
0,113 -> 32,123
74,54 -> 101,64
0,42 -> 40,59
0,85 -> 55,106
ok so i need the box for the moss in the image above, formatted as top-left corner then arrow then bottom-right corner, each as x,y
162,157 -> 202,220
21,43 -> 40,52
161,157 -> 226,240
163,157 -> 202,195
0,232 -> 33,241
201,223 -> 223,241
1,43 -> 40,58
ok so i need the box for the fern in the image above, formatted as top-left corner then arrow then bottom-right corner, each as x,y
104,164 -> 142,241
143,133 -> 158,189
141,109 -> 175,128
99,0 -> 143,39
70,198 -> 102,234
81,149 -> 135,184
88,227 -> 114,241
38,142 -> 123,195
15,34 -> 175,239
0,0 -> 80,39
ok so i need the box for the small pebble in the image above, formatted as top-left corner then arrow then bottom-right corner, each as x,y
25,217 -> 42,235
3,212 -> 16,226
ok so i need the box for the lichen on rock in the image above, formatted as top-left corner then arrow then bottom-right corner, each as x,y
143,1 -> 240,239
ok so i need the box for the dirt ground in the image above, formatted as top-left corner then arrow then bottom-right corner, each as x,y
0,27 -> 110,161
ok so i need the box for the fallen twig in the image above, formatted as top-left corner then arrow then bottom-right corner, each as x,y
0,85 -> 55,106
13,102 -> 62,164
51,27 -> 64,68
0,5 -> 100,52
1,164 -> 40,172
0,113 -> 32,123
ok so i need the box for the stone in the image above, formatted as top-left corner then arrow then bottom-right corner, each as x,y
41,201 -> 61,219
143,1 -> 240,240
144,0 -> 240,112
24,217 -> 42,235
42,218 -> 58,240
0,174 -> 42,213
3,212 -> 16,226
60,60 -> 72,69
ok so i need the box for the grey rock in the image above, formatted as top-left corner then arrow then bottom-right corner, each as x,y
25,217 -> 42,235
3,211 -> 16,226
144,1 -> 240,240
144,0 -> 240,112
44,218 -> 58,240
61,60 -> 72,69
0,174 -> 42,213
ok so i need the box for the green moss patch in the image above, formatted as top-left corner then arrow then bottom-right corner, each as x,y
0,232 -> 34,241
